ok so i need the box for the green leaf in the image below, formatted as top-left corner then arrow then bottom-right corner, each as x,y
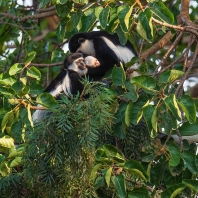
91,164 -> 102,182
111,175 -> 126,198
143,105 -> 156,136
150,2 -> 174,24
0,135 -> 14,149
0,161 -> 10,176
161,183 -> 185,198
114,122 -> 126,139
10,157 -> 22,168
99,7 -> 110,29
27,66 -> 41,81
72,0 -> 88,4
182,179 -> 198,192
125,101 -> 132,127
57,20 -> 67,41
7,149 -> 23,159
181,150 -> 197,174
70,10 -> 83,29
51,48 -> 65,63
136,9 -> 153,43
1,111 -> 15,133
103,144 -> 125,161
124,160 -> 148,180
159,70 -> 184,84
56,3 -> 72,17
24,51 -> 36,65
36,93 -> 58,109
131,75 -> 156,94
112,66 -> 126,86
130,97 -> 149,125
151,107 -> 157,134
166,142 -> 180,166
117,5 -> 130,33
124,81 -> 138,102
81,12 -> 96,32
128,187 -> 149,198
9,63 -> 23,76
178,120 -> 198,136
105,167 -> 112,187
57,0 -> 68,4
116,25 -> 127,45
164,94 -> 181,121
178,95 -> 196,124
0,86 -> 16,96
95,6 -> 103,19
0,73 -> 16,86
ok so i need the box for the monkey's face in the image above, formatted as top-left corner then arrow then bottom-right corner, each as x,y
68,57 -> 88,76
76,38 -> 96,57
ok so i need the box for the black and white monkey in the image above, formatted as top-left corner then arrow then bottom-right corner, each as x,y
32,53 -> 100,121
69,31 -> 139,80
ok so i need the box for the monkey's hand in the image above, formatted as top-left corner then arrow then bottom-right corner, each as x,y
84,56 -> 100,68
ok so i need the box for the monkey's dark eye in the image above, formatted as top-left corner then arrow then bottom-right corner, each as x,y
78,38 -> 85,44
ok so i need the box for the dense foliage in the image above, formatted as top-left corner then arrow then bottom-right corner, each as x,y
0,0 -> 198,197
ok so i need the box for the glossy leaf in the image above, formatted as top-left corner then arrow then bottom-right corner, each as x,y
181,151 -> 197,174
112,66 -> 126,86
56,3 -> 72,17
131,75 -> 156,94
116,25 -> 127,45
150,2 -> 174,24
178,120 -> 198,136
125,101 -> 132,127
117,5 -> 130,33
72,0 -> 88,4
178,95 -> 196,124
81,12 -> 96,32
36,93 -> 58,108
136,9 -> 153,42
95,6 -> 103,19
164,94 -> 181,121
24,51 -> 36,65
9,63 -> 23,76
1,111 -> 15,133
10,157 -> 22,168
27,66 -> 41,81
111,175 -> 126,198
161,183 -> 185,198
105,167 -> 112,187
124,160 -> 148,180
166,142 -> 180,166
159,70 -> 184,84
90,164 -> 102,182
99,7 -> 110,29
0,135 -> 14,149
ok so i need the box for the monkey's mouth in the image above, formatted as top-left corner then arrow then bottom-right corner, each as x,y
78,65 -> 87,70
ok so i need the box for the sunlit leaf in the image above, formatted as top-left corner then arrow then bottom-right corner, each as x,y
27,66 -> 41,81
136,9 -> 153,42
105,167 -> 112,188
9,63 -> 23,76
164,94 -> 181,121
159,70 -> 184,84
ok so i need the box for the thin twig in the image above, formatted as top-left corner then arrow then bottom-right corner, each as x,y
176,129 -> 183,152
19,61 -> 64,67
175,40 -> 198,96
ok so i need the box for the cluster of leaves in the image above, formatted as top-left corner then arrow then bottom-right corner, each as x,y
0,0 -> 198,197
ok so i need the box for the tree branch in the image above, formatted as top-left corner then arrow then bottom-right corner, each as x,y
139,31 -> 173,63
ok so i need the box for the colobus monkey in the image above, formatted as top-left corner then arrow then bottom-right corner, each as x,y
32,53 -> 100,122
69,31 -> 138,80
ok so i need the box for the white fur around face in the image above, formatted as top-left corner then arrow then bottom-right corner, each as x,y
77,39 -> 95,56
101,37 -> 135,64
68,57 -> 88,76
